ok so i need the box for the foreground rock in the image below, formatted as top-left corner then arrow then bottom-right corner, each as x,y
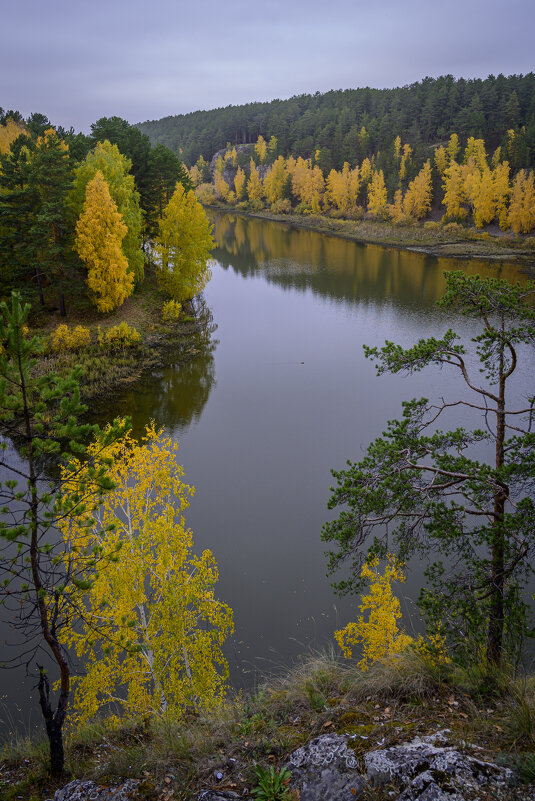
51,779 -> 140,800
283,731 -> 514,801
51,731 -> 519,801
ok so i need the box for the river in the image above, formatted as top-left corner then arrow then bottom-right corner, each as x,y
1,211 -> 532,737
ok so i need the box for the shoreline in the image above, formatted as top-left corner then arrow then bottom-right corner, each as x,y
207,205 -> 535,271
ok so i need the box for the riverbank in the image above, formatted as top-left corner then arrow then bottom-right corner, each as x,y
20,269 -> 206,405
2,652 -> 534,800
207,205 -> 535,271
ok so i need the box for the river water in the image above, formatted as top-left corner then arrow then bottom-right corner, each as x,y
1,212 -> 532,736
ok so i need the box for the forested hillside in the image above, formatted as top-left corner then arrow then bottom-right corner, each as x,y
137,74 -> 535,169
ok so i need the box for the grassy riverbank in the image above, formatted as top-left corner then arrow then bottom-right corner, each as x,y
13,267 -> 205,405
208,205 -> 535,270
2,652 -> 535,800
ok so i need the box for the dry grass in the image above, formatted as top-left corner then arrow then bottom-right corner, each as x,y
2,652 -> 535,799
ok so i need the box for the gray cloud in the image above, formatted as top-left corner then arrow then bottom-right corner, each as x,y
1,0 -> 534,132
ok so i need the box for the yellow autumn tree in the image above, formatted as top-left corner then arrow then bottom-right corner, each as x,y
214,170 -> 230,201
403,160 -> 432,219
254,134 -> 267,164
446,133 -> 460,163
493,162 -> 510,230
70,141 -> 144,287
367,169 -> 387,217
234,165 -> 246,200
399,144 -> 412,182
463,137 -> 488,171
74,171 -> 133,312
0,116 -> 29,154
155,183 -> 214,300
247,159 -> 264,203
442,161 -> 466,220
360,157 -> 372,184
62,423 -> 234,723
434,146 -> 448,177
465,166 -> 495,228
508,169 -> 535,234
388,189 -> 404,222
335,555 -> 413,670
263,155 -> 288,206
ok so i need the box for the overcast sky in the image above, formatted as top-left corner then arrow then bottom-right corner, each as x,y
1,0 -> 534,133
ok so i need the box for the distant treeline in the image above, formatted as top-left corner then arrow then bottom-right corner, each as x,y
136,74 -> 535,170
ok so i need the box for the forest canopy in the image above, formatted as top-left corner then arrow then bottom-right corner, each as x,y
136,74 -> 535,170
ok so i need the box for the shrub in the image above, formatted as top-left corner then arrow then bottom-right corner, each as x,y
98,322 -> 141,349
162,300 -> 182,322
248,198 -> 264,212
524,237 -> 535,250
443,221 -> 465,234
195,183 -> 216,205
423,221 -> 441,231
271,199 -> 292,215
51,324 -> 91,352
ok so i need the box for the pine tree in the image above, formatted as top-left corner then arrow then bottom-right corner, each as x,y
75,171 -> 133,312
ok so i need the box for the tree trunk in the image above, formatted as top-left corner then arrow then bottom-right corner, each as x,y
38,667 -> 68,776
486,358 -> 506,666
59,291 -> 66,318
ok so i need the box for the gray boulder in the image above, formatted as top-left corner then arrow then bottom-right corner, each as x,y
285,733 -> 366,800
52,779 -> 140,801
365,732 -> 513,801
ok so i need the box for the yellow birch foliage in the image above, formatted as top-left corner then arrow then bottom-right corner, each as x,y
263,156 -> 287,205
268,136 -> 278,156
0,117 -> 29,154
403,160 -> 432,219
254,135 -> 267,164
466,166 -> 496,228
155,184 -> 214,300
508,169 -> 535,234
367,170 -> 387,217
247,159 -> 264,202
335,555 -> 413,670
74,171 -> 133,313
442,161 -> 466,220
388,189 -> 404,221
393,135 -> 401,163
493,162 -> 510,230
434,146 -> 448,177
491,147 -> 502,169
306,165 -> 325,213
234,166 -> 246,200
214,170 -> 230,201
61,423 -> 234,723
399,144 -> 412,181
291,157 -> 310,204
360,157 -> 372,184
463,137 -> 488,171
189,165 -> 202,187
70,141 -> 144,287
326,169 -> 346,211
446,133 -> 460,163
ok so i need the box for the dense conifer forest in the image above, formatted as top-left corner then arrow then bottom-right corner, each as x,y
137,74 -> 535,170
